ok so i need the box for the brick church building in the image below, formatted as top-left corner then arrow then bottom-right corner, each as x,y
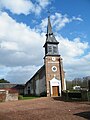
24,15 -> 66,97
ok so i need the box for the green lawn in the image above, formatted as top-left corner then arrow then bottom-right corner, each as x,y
23,96 -> 39,100
18,95 -> 40,100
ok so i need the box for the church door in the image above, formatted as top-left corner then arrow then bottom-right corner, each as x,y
52,86 -> 59,96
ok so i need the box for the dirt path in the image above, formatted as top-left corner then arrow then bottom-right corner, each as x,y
0,97 -> 90,120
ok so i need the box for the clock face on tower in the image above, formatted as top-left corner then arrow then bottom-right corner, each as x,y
52,66 -> 57,72
52,57 -> 56,61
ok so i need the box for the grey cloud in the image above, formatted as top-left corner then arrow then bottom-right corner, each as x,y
5,65 -> 40,84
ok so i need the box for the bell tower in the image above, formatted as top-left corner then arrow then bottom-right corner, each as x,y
44,15 -> 65,97
43,15 -> 59,56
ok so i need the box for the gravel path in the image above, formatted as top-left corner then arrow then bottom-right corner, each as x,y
0,97 -> 90,120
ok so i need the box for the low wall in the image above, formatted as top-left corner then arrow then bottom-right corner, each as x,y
62,90 -> 90,101
0,90 -> 6,102
6,91 -> 18,101
0,89 -> 18,102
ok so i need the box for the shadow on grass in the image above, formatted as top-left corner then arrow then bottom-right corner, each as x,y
74,111 -> 90,119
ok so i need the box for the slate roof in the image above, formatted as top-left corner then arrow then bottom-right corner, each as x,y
0,83 -> 24,89
25,65 -> 45,86
45,16 -> 59,44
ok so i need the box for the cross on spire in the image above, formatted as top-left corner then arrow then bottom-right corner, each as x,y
48,10 -> 50,18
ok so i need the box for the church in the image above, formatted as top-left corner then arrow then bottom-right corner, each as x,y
24,15 -> 66,97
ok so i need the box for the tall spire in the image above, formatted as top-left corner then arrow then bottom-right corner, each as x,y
43,13 -> 59,56
46,14 -> 58,43
47,14 -> 53,35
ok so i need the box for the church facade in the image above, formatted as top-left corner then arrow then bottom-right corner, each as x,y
24,16 -> 66,97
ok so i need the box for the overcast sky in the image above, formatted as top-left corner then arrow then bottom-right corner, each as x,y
0,0 -> 90,84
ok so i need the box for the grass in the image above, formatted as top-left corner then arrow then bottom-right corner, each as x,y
22,96 -> 39,100
18,95 -> 40,100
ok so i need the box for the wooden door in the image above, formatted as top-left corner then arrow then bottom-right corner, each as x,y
52,86 -> 59,96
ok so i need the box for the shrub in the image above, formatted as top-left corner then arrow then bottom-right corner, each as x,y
18,95 -> 23,100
